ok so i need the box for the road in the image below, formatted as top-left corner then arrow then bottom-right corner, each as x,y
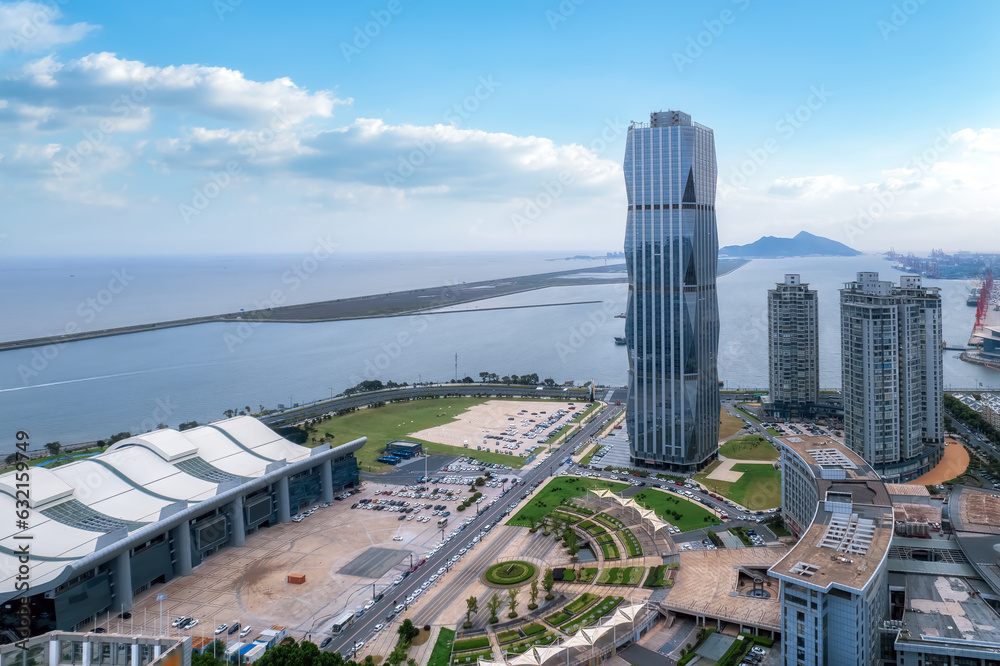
326,394 -> 626,656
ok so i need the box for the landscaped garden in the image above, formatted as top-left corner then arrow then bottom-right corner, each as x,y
630,489 -> 722,531
507,477 -> 628,527
596,566 -> 644,585
560,596 -> 623,634
616,528 -> 643,557
484,561 -> 537,585
694,462 -> 781,510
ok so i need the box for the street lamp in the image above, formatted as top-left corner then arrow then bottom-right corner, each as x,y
156,594 -> 168,636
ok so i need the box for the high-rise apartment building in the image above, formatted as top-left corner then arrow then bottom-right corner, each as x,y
623,110 -> 719,471
840,272 -> 943,478
768,274 -> 820,418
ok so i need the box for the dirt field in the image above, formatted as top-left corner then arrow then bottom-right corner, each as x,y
409,399 -> 581,454
909,439 -> 970,485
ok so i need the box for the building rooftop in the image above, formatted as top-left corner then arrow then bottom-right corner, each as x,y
771,437 -> 894,593
0,416 -> 320,598
663,548 -> 788,631
897,575 -> 1000,650
777,434 -> 876,481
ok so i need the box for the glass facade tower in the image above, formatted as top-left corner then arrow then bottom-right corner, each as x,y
623,110 -> 720,471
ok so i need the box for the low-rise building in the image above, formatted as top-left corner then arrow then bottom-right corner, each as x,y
0,417 -> 364,636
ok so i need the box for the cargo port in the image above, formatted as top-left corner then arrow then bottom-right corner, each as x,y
963,269 -> 1000,371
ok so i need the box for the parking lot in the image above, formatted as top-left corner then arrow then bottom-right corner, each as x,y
115,472 -> 515,643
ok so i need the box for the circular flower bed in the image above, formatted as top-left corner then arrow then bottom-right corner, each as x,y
484,561 -> 537,586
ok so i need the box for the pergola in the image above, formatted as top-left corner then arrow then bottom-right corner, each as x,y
587,490 -> 672,539
479,603 -> 651,666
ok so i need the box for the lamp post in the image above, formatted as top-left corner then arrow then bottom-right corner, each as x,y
156,594 -> 168,636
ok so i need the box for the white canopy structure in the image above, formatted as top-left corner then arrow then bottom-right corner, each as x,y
508,646 -> 564,666
478,603 -> 654,666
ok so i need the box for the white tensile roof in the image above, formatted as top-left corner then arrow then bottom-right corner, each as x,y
0,416 -> 313,597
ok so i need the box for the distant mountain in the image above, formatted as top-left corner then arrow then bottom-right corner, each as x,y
719,231 -> 861,259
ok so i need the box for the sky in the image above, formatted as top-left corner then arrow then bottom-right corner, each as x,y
0,0 -> 998,256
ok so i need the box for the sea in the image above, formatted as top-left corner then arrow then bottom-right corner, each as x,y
1,252 -> 997,454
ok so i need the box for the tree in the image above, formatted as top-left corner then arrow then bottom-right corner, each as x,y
475,477 -> 485,487
528,580 -> 539,610
543,569 -> 555,600
398,619 -> 418,643
44,441 -> 61,456
479,372 -> 490,383
487,593 -> 503,623
507,587 -> 520,619
544,378 -> 556,387
465,596 -> 478,628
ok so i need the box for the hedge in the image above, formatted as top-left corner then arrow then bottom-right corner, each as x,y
544,611 -> 570,625
522,623 -> 546,636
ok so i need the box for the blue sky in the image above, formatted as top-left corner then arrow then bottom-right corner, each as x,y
1,0 -> 998,255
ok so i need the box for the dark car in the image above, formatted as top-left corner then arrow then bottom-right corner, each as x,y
320,637 -> 332,649
93,628 -> 107,634
228,623 -> 241,635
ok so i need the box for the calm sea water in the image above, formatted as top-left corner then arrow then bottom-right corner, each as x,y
0,253 -> 996,453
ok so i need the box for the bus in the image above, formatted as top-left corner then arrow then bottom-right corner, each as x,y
437,517 -> 448,528
331,610 -> 355,634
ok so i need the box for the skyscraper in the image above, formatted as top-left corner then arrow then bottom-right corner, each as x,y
767,274 -> 820,419
623,110 -> 719,471
840,272 -> 944,478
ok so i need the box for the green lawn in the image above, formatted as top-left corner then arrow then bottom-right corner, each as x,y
544,611 -> 570,625
564,593 -> 600,614
643,566 -> 667,587
694,463 -> 781,510
599,541 -> 620,559
311,397 -> 577,473
617,529 -> 643,557
453,637 -> 491,651
560,597 -> 623,634
507,477 -> 628,527
578,567 -> 598,583
718,435 -> 779,461
631,489 -> 722,531
596,566 -> 643,585
428,629 -> 455,666
579,444 -> 601,466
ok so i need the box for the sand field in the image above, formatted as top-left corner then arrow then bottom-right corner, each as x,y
909,439 -> 970,485
410,399 -> 580,452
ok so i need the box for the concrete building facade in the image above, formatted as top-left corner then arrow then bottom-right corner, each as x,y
623,109 -> 720,472
768,274 -> 820,419
840,272 -> 944,480
772,436 -> 894,666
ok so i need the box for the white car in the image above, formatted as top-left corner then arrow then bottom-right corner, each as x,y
214,624 -> 228,635
374,623 -> 384,632
240,627 -> 252,638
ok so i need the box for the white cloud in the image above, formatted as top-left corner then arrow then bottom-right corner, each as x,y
0,1 -> 97,53
767,174 -> 857,199
0,52 -> 349,132
151,118 -> 621,203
